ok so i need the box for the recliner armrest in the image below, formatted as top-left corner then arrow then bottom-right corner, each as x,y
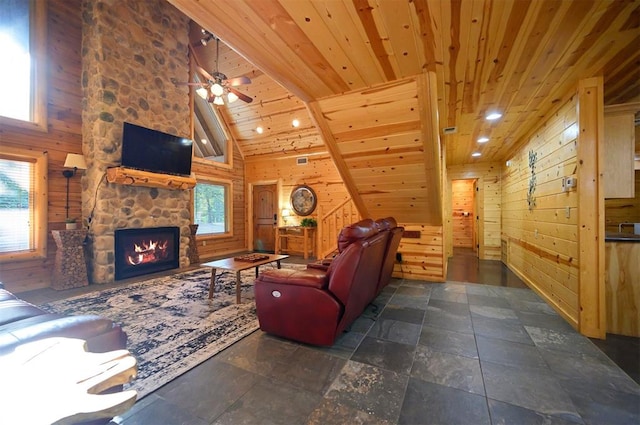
257,268 -> 328,289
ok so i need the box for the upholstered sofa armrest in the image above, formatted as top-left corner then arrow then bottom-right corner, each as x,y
257,268 -> 328,289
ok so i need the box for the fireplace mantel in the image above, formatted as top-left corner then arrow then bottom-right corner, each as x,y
106,167 -> 196,190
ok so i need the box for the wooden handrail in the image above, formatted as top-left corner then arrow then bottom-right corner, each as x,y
317,198 -> 360,259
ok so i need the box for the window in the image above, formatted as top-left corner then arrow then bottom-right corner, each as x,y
0,0 -> 47,130
194,179 -> 232,236
191,74 -> 233,169
0,147 -> 47,260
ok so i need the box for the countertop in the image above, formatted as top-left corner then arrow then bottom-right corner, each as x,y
605,232 -> 640,242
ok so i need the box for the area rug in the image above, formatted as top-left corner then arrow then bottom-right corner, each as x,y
43,264 -> 298,399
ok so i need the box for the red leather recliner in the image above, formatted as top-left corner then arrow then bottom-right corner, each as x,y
254,218 -> 389,346
375,217 -> 404,294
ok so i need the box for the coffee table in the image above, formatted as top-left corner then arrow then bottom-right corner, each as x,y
202,254 -> 289,303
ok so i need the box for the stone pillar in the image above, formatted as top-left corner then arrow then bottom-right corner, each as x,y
52,230 -> 89,290
80,0 -> 191,284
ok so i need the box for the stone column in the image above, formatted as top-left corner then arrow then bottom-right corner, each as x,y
51,230 -> 89,290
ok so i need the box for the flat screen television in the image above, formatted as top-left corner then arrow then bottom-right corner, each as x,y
121,122 -> 193,177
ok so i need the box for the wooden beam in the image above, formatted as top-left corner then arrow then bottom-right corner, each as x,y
417,71 -> 443,225
306,101 -> 369,218
576,76 -> 606,339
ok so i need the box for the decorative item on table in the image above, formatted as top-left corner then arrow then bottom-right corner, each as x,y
300,218 -> 317,227
65,217 -> 78,230
234,254 -> 270,262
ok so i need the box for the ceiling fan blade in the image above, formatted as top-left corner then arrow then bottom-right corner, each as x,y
228,87 -> 253,103
226,76 -> 251,86
196,66 -> 216,83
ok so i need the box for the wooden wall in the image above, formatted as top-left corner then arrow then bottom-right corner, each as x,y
0,0 -> 83,293
502,96 -> 580,328
191,149 -> 247,260
394,225 -> 445,282
451,179 -> 475,248
447,163 -> 502,260
245,152 -> 351,254
605,170 -> 640,233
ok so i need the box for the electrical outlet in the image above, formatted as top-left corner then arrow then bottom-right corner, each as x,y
565,207 -> 570,218
202,240 -> 206,246
534,229 -> 539,238
396,252 -> 403,263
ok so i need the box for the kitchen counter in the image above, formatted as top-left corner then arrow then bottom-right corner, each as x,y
605,232 -> 640,242
605,238 -> 640,336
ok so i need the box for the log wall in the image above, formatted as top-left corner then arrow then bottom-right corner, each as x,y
0,0 -> 83,293
502,96 -> 580,328
394,225 -> 445,282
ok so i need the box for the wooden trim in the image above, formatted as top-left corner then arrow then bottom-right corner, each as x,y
417,72 -> 443,225
576,77 -> 606,339
106,167 -> 196,190
306,101 -> 369,217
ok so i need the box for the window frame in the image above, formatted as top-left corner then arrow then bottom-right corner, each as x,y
0,146 -> 48,262
0,0 -> 48,132
193,177 -> 233,239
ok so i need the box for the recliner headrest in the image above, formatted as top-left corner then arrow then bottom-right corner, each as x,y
375,217 -> 397,230
337,218 -> 378,252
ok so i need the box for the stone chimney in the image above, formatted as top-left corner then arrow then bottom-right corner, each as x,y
81,0 -> 191,283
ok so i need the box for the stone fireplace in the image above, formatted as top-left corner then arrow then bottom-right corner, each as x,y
80,0 -> 192,284
114,227 -> 180,280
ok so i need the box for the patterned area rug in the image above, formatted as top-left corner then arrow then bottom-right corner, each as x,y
43,264 -> 295,398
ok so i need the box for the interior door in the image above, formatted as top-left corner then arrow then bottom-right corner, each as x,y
253,184 -> 277,252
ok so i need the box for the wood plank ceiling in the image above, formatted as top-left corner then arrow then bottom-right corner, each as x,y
170,0 -> 640,225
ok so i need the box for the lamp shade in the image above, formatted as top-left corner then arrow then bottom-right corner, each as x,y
281,209 -> 291,218
63,153 -> 87,170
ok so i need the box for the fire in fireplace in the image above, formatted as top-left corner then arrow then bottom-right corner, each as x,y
114,227 -> 180,280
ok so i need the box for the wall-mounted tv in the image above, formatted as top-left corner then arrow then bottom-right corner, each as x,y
121,122 -> 193,177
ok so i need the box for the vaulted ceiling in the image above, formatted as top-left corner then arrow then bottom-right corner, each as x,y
169,0 -> 640,225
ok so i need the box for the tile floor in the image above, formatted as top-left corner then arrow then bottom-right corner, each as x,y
106,250 -> 640,425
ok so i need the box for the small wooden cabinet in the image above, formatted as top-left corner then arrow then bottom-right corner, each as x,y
604,103 -> 639,198
275,226 -> 316,259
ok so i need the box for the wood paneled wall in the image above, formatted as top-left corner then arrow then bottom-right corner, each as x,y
447,163 -> 502,260
605,170 -> 640,233
451,179 -> 475,248
0,0 -> 83,293
502,97 -> 580,328
394,225 -> 445,282
245,152 -> 351,254
191,148 -> 247,261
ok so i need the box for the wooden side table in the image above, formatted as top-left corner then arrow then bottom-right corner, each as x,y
275,226 -> 316,259
51,229 -> 89,290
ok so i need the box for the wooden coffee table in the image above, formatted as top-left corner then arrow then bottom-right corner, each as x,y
202,254 -> 289,303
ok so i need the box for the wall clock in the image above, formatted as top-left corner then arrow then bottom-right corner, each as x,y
290,185 -> 317,216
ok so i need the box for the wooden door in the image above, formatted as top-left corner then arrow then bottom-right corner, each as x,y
253,184 -> 277,252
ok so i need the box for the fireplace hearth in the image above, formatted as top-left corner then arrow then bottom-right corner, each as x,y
114,227 -> 180,280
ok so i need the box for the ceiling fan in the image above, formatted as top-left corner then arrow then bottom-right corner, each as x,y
173,35 -> 252,105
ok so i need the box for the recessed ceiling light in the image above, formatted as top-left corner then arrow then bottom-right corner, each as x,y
477,137 -> 489,143
472,152 -> 482,157
201,138 -> 207,145
486,112 -> 502,121
292,119 -> 300,128
256,126 -> 263,134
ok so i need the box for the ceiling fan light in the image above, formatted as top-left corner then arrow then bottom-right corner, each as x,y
227,91 -> 239,103
196,87 -> 208,99
211,83 -> 224,96
213,96 -> 224,105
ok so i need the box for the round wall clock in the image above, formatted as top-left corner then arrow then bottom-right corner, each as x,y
290,185 -> 317,216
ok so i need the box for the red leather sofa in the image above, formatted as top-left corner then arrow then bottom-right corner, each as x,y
254,217 -> 403,346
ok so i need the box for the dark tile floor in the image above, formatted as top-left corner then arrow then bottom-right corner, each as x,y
106,249 -> 640,425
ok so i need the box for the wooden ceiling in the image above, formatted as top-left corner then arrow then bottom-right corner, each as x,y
170,0 -> 640,224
